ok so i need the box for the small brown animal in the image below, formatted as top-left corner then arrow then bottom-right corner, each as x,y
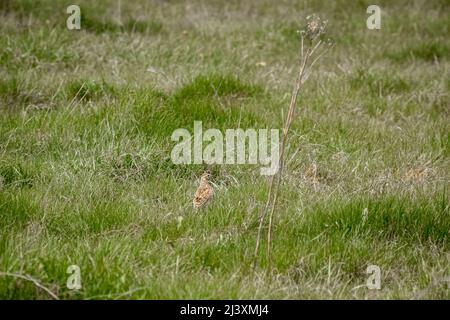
193,171 -> 214,209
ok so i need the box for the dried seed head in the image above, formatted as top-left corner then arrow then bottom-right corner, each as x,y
307,19 -> 320,34
304,15 -> 327,41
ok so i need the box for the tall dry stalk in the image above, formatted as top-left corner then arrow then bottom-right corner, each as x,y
254,15 -> 332,265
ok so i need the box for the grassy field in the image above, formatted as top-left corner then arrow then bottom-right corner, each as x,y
0,0 -> 449,299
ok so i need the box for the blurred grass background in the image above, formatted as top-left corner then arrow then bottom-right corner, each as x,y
0,0 -> 449,299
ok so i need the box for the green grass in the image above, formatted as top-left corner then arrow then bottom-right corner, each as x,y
0,0 -> 449,299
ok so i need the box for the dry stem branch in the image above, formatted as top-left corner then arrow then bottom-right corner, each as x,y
0,272 -> 60,300
254,16 -> 331,267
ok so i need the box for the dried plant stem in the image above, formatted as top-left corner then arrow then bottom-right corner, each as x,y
254,44 -> 310,264
266,47 -> 311,260
0,272 -> 59,300
254,28 -> 330,266
254,171 -> 276,261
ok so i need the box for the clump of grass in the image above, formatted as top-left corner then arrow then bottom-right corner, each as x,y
0,0 -> 55,18
110,152 -> 149,182
0,77 -> 22,105
0,77 -> 52,109
349,69 -> 413,96
0,191 -> 38,232
388,41 -> 449,63
82,15 -> 163,35
82,15 -> 122,34
65,79 -> 114,102
294,194 -> 449,245
132,74 -> 264,139
124,19 -> 163,34
172,74 -> 263,101
0,162 -> 34,188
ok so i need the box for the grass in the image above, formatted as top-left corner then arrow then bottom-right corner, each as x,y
0,0 -> 449,299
